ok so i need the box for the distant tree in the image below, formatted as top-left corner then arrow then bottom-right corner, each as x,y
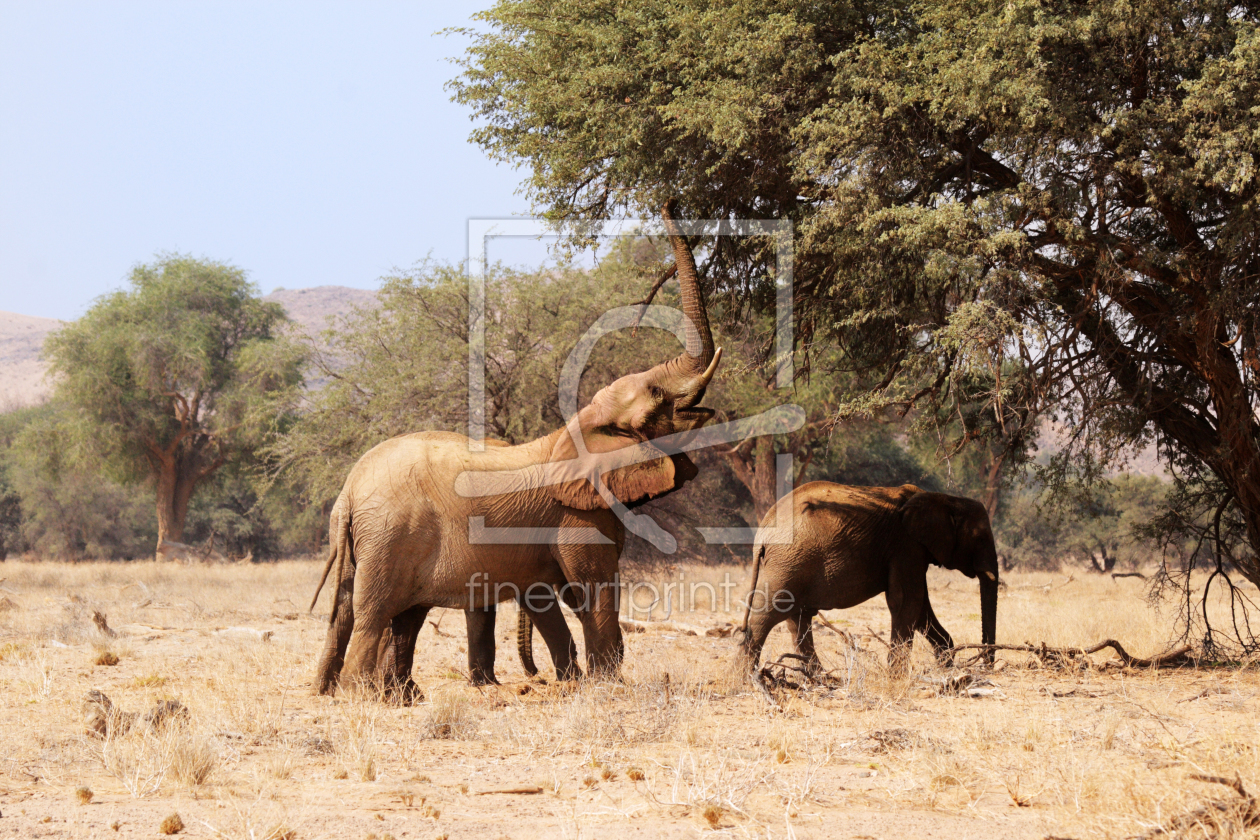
44,256 -> 303,556
0,408 -> 34,560
453,2 -> 1260,638
995,474 -> 1174,572
1,404 -> 157,560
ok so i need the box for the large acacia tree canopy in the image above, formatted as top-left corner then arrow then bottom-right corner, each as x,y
44,255 -> 302,545
453,1 -> 1260,586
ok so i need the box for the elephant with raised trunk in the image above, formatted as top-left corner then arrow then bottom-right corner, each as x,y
311,201 -> 721,696
739,483 -> 998,674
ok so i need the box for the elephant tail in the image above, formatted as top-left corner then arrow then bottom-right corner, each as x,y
309,500 -> 352,624
516,604 -> 538,677
741,542 -> 767,637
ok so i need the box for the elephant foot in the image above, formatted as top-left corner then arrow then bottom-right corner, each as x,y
384,678 -> 423,705
585,666 -> 624,684
314,674 -> 337,697
555,663 -> 583,683
468,668 -> 500,687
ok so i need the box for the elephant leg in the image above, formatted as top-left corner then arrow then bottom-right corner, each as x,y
521,589 -> 581,681
550,516 -> 623,679
785,608 -> 822,675
465,605 -> 499,686
342,606 -> 392,692
918,594 -> 955,665
739,592 -> 787,674
579,606 -> 624,678
314,555 -> 356,695
380,605 -> 428,703
885,577 -> 928,676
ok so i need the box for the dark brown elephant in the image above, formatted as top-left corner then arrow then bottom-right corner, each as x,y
739,482 -> 999,674
310,201 -> 721,696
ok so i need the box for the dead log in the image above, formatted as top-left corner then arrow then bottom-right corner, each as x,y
950,639 -> 1193,669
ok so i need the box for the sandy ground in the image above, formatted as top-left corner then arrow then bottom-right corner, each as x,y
0,560 -> 1256,839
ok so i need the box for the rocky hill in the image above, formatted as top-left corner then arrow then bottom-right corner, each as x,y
262,285 -> 378,337
0,286 -> 378,408
0,310 -> 64,409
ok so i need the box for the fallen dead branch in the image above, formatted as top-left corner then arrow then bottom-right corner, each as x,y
951,639 -> 1193,669
212,627 -> 274,643
618,618 -> 709,636
864,625 -> 892,651
474,786 -> 544,796
814,614 -> 859,648
916,672 -> 1005,698
1128,774 -> 1260,839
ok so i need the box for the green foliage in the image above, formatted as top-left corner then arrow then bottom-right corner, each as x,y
0,409 -> 27,558
0,404 -> 157,560
0,399 -> 314,561
46,256 -> 292,478
996,475 -> 1173,572
452,0 -> 1260,598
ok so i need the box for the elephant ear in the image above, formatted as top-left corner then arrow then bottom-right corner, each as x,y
901,492 -> 962,572
546,417 -> 682,511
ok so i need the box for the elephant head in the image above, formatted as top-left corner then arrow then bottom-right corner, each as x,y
901,492 -> 999,655
548,200 -> 722,511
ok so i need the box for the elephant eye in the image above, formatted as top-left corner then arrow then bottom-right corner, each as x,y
649,385 -> 665,402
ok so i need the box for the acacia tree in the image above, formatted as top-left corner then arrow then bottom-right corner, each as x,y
45,256 -> 302,555
453,0 -> 1260,643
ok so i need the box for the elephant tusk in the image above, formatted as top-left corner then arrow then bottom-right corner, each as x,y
698,346 -> 722,386
982,571 -> 996,582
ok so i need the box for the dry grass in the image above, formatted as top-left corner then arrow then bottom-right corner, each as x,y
0,558 -> 1258,837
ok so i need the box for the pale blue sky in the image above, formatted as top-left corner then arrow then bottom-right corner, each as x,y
0,1 -> 554,320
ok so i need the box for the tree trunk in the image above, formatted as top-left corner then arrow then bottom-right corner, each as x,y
726,437 -> 783,526
1056,283 -> 1260,588
981,448 -> 1007,524
750,437 -> 777,523
154,456 -> 201,552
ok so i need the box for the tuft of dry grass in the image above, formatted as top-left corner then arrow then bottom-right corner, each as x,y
159,812 -> 184,835
422,686 -> 479,740
168,732 -> 218,787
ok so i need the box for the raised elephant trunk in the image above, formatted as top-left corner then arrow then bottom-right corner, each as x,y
658,199 -> 719,409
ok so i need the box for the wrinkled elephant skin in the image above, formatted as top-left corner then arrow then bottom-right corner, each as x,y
740,482 -> 999,675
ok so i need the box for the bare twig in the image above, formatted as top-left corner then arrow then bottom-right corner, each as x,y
749,671 -> 779,709
630,263 -> 678,334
